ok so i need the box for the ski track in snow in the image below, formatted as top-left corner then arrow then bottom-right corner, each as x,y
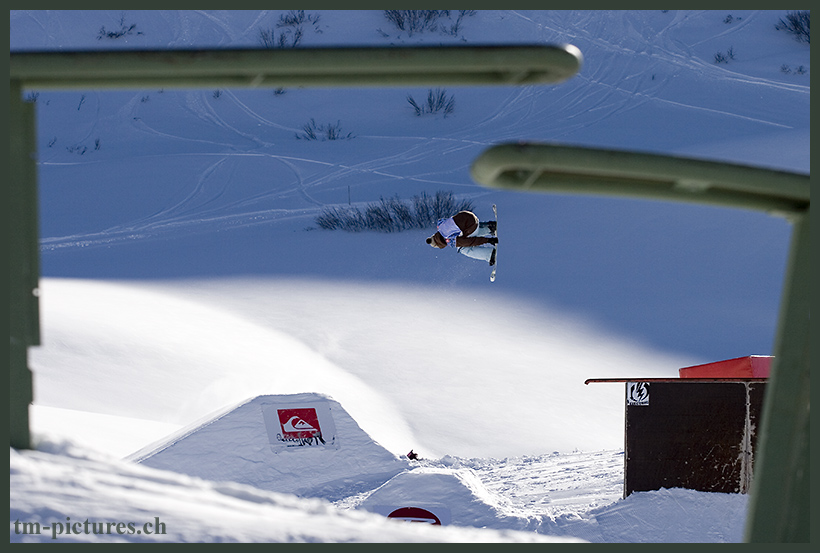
35,10 -> 809,249
513,10 -> 807,131
447,451 -> 625,518
222,89 -> 302,135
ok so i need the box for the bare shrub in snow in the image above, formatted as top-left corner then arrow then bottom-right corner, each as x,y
775,11 -> 810,44
407,89 -> 455,117
296,119 -> 354,141
316,191 -> 474,232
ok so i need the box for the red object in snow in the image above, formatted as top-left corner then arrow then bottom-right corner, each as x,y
387,507 -> 441,525
678,355 -> 772,379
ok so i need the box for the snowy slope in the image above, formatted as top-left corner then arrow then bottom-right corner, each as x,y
11,438 -> 579,543
10,10 -> 808,543
29,277 -> 691,459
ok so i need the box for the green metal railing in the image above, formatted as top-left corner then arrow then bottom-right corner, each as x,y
471,143 -> 810,543
470,143 -> 809,215
8,44 -> 583,452
10,44 -> 583,90
10,43 -> 808,542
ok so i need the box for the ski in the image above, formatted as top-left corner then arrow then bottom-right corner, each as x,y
490,204 -> 498,282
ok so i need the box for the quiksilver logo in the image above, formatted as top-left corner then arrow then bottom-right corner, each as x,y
283,416 -> 318,433
276,408 -> 326,446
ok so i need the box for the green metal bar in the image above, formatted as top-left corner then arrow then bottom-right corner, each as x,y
471,141 -> 810,542
10,45 -> 583,90
8,44 -> 583,453
9,79 -> 39,450
470,143 -> 809,216
744,208 -> 810,542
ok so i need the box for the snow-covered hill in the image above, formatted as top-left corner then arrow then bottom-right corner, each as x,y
10,10 -> 808,542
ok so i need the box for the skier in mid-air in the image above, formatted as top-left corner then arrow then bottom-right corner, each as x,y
426,210 -> 497,265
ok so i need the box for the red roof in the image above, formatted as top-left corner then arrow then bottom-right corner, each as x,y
678,355 -> 772,379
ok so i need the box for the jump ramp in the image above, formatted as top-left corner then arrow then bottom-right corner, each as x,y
128,393 -> 408,499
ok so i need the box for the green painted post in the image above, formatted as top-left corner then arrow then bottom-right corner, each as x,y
9,79 -> 39,450
744,208 -> 810,542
